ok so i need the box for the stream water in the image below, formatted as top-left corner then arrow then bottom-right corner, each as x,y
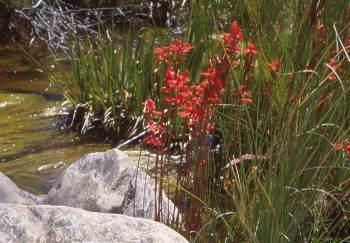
0,47 -> 112,194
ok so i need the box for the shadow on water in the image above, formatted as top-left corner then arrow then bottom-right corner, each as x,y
0,47 -> 112,194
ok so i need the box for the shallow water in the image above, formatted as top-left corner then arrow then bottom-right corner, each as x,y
0,48 -> 112,194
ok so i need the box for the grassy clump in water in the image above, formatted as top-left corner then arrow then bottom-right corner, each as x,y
50,27 -> 170,140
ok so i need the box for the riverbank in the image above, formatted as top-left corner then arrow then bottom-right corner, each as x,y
0,45 -> 113,194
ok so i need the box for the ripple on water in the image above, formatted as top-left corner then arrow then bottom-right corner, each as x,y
0,91 -> 112,194
0,93 -> 24,108
0,102 -> 8,108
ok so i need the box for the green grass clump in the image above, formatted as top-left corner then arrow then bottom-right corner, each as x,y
50,28 -> 166,140
51,0 -> 350,241
176,0 -> 350,242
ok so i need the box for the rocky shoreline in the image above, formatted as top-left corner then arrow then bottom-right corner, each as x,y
0,149 -> 187,243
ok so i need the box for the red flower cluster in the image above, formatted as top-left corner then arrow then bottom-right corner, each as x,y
268,58 -> 280,73
145,51 -> 225,148
236,84 -> 253,105
184,64 -> 225,130
144,21 -> 263,231
223,21 -> 243,54
144,21 -> 259,148
144,99 -> 156,113
235,40 -> 259,106
326,58 -> 338,81
244,42 -> 258,57
334,141 -> 350,157
145,120 -> 164,147
154,39 -> 193,65
345,34 -> 350,47
161,69 -> 192,105
143,99 -> 164,148
318,24 -> 325,33
314,24 -> 326,51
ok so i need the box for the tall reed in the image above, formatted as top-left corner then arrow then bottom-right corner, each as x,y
51,0 -> 350,241
145,0 -> 350,242
50,26 -> 166,140
178,1 -> 350,242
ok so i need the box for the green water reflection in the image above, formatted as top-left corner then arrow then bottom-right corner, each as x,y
0,49 -> 112,194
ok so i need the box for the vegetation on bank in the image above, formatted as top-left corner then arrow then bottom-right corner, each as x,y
47,0 -> 350,242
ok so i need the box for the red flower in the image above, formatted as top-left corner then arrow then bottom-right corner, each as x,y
154,47 -> 169,62
236,85 -> 253,105
154,39 -> 193,64
145,134 -> 163,147
178,111 -> 191,118
200,159 -> 206,168
230,21 -> 243,42
145,21 -> 257,153
144,99 -> 156,113
326,58 -> 338,81
244,42 -> 258,56
145,120 -> 164,148
268,58 -> 280,72
328,59 -> 337,68
223,21 -> 243,54
148,120 -> 163,134
241,91 -> 253,105
333,141 -> 350,156
346,142 -> 350,155
162,68 -> 191,105
201,67 -> 217,80
345,34 -> 350,47
333,143 -> 343,151
317,24 -> 325,34
168,39 -> 193,55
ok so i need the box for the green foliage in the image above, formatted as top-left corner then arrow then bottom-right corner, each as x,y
50,27 -> 163,139
180,0 -> 350,242
51,0 -> 350,241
